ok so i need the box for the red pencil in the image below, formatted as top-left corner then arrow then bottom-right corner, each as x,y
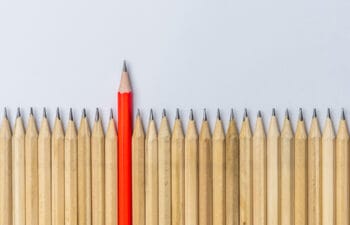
118,61 -> 133,225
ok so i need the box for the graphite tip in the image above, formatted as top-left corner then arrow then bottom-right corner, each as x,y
189,109 -> 194,120
342,108 -> 346,120
16,107 -> 21,118
69,108 -> 73,121
327,108 -> 331,119
272,108 -> 276,116
230,108 -> 234,121
299,108 -> 303,121
123,60 -> 127,72
82,108 -> 87,118
257,110 -> 262,118
217,108 -> 221,120
110,109 -> 114,119
56,108 -> 60,120
3,108 -> 7,119
95,108 -> 100,121
203,109 -> 207,121
285,109 -> 290,120
176,108 -> 180,120
149,109 -> 154,121
313,108 -> 317,118
43,107 -> 47,118
162,109 -> 166,118
244,108 -> 248,119
30,107 -> 34,116
136,109 -> 140,117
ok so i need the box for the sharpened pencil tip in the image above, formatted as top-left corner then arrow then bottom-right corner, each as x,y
342,108 -> 346,120
217,109 -> 221,120
30,107 -> 34,116
56,108 -> 60,120
203,109 -> 207,121
69,108 -> 73,121
257,110 -> 262,118
230,108 -> 234,121
189,109 -> 194,120
285,109 -> 290,120
110,109 -> 114,119
136,109 -> 140,117
327,108 -> 331,119
176,108 -> 180,120
95,108 -> 100,121
3,108 -> 7,119
313,108 -> 317,118
299,108 -> 303,121
244,108 -> 248,119
162,109 -> 166,118
123,60 -> 127,72
149,109 -> 154,121
82,108 -> 87,118
43,107 -> 47,118
272,108 -> 276,116
17,107 -> 21,118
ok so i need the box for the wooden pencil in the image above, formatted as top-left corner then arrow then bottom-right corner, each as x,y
267,109 -> 280,225
132,110 -> 145,225
213,109 -> 226,225
171,109 -> 185,225
25,108 -> 38,225
0,109 -> 12,225
106,110 -> 117,225
145,110 -> 158,225
239,110 -> 253,225
38,108 -> 52,225
280,110 -> 294,225
185,109 -> 199,225
78,109 -> 92,225
252,111 -> 266,225
226,109 -> 239,225
198,109 -> 212,225
294,109 -> 307,225
335,110 -> 349,225
12,108 -> 26,225
321,109 -> 335,225
158,109 -> 171,225
52,108 -> 65,225
91,109 -> 105,225
65,109 -> 78,225
308,109 -> 321,225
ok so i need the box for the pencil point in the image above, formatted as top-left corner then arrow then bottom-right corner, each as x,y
149,109 -> 154,121
162,109 -> 166,118
43,107 -> 47,118
189,109 -> 194,121
244,108 -> 248,118
285,109 -> 290,120
342,108 -> 346,120
17,107 -> 21,118
313,108 -> 317,118
272,108 -> 276,116
176,108 -> 180,120
69,108 -> 73,121
203,109 -> 207,121
136,109 -> 140,117
3,108 -> 7,119
217,109 -> 221,120
327,108 -> 331,119
257,110 -> 262,118
230,108 -> 234,121
95,108 -> 100,121
82,108 -> 87,118
56,108 -> 60,120
110,109 -> 114,119
299,108 -> 303,121
30,107 -> 34,116
123,60 -> 127,72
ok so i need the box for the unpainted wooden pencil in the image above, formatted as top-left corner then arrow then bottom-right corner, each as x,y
280,111 -> 294,225
158,110 -> 171,225
294,109 -> 307,225
25,108 -> 39,225
198,109 -> 212,225
171,109 -> 185,225
322,109 -> 335,225
267,109 -> 280,225
91,109 -> 105,225
106,110 -> 117,225
308,109 -> 321,225
213,110 -> 226,225
252,111 -> 266,225
335,110 -> 349,225
185,110 -> 199,225
145,110 -> 158,225
239,110 -> 253,225
226,109 -> 239,225
12,108 -> 26,225
78,109 -> 92,225
52,109 -> 65,225
0,109 -> 12,225
38,109 -> 52,225
65,109 -> 78,225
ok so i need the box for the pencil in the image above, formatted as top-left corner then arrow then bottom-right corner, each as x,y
225,109 -> 239,225
158,109 -> 171,225
25,108 -> 38,225
239,109 -> 253,225
267,109 -> 280,225
132,109 -> 145,225
198,109 -> 212,225
213,109 -> 226,225
65,109 -> 78,225
78,109 -> 92,225
335,109 -> 349,225
171,109 -> 185,225
253,111 -> 266,225
321,109 -> 335,225
52,108 -> 65,225
308,109 -> 321,225
185,109 -> 199,225
280,110 -> 294,225
145,110 -> 158,225
118,61 -> 133,225
12,108 -> 25,225
294,109 -> 307,225
91,108 -> 105,225
38,108 -> 52,225
106,109 -> 117,225
0,108 -> 12,225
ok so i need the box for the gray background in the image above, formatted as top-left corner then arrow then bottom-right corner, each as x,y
0,0 -> 349,130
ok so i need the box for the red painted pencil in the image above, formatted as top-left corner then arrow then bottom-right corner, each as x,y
118,61 -> 133,225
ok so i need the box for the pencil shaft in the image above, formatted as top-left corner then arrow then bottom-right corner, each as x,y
25,115 -> 38,225
65,120 -> 78,225
225,119 -> 239,225
171,119 -> 185,225
0,117 -> 12,225
106,119 -> 117,225
198,120 -> 212,225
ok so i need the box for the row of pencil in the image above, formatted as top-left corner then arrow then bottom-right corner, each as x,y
132,108 -> 348,225
0,108 -> 117,225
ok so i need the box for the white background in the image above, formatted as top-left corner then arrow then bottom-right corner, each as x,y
0,0 -> 349,131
